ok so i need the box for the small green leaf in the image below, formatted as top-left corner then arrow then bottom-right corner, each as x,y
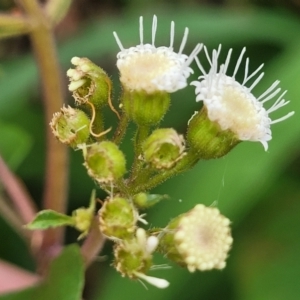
25,210 -> 75,230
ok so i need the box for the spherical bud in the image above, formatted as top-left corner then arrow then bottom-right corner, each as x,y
187,107 -> 240,159
158,204 -> 233,272
121,89 -> 170,126
99,197 -> 136,240
72,208 -> 93,239
142,128 -> 185,169
50,106 -> 90,148
67,57 -> 111,108
83,141 -> 126,183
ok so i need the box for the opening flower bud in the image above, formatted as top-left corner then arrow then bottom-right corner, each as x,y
99,197 -> 136,240
142,128 -> 186,169
67,57 -> 111,108
83,141 -> 126,183
50,105 -> 90,148
113,228 -> 156,279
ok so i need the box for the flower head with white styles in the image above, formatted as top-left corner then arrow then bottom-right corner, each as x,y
113,15 -> 202,94
192,46 -> 294,150
174,204 -> 233,272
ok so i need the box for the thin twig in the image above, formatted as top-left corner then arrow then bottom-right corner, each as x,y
81,217 -> 106,268
19,0 -> 69,258
0,156 -> 37,224
0,259 -> 41,295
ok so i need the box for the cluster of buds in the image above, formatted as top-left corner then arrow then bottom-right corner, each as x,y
46,14 -> 294,288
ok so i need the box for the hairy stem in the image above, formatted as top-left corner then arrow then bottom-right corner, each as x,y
112,113 -> 129,145
130,150 -> 199,194
19,0 -> 69,260
130,125 -> 150,181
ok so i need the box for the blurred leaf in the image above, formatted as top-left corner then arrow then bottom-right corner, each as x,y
0,244 -> 84,300
45,0 -> 72,26
0,121 -> 32,170
25,210 -> 75,230
234,177 -> 300,300
0,215 -> 35,272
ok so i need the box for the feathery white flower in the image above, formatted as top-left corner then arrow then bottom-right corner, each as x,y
192,45 -> 294,150
113,15 -> 202,93
174,204 -> 232,272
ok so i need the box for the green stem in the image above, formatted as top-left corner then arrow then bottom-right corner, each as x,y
20,0 -> 68,261
112,113 -> 129,145
130,125 -> 150,181
129,150 -> 199,194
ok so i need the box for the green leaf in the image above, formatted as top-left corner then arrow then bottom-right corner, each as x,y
0,244 -> 85,300
25,210 -> 75,230
36,245 -> 85,300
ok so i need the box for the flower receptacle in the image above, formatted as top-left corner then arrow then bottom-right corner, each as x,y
187,107 -> 240,159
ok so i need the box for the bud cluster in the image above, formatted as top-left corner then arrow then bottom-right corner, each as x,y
46,14 -> 293,289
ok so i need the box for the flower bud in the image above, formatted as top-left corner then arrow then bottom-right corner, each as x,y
67,57 -> 111,108
50,106 -> 90,148
133,193 -> 168,209
187,107 -> 240,159
72,190 -> 96,239
83,141 -> 126,183
113,228 -> 157,279
121,90 -> 170,126
142,128 -> 185,169
158,204 -> 233,272
99,197 -> 136,240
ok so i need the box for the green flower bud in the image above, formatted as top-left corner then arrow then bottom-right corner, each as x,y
158,204 -> 233,272
72,190 -> 96,239
142,128 -> 185,169
187,107 -> 240,159
67,57 -> 111,108
83,141 -> 126,183
99,197 -> 136,240
133,193 -> 168,209
121,89 -> 170,126
50,105 -> 90,148
113,228 -> 158,279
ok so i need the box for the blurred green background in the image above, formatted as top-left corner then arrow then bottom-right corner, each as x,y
1,0 -> 300,299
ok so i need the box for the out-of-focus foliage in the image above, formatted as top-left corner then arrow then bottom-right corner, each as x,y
0,1 -> 300,300
0,245 -> 84,300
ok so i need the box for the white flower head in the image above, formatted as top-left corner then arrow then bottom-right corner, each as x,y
192,45 -> 294,150
113,15 -> 202,93
174,204 -> 233,272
